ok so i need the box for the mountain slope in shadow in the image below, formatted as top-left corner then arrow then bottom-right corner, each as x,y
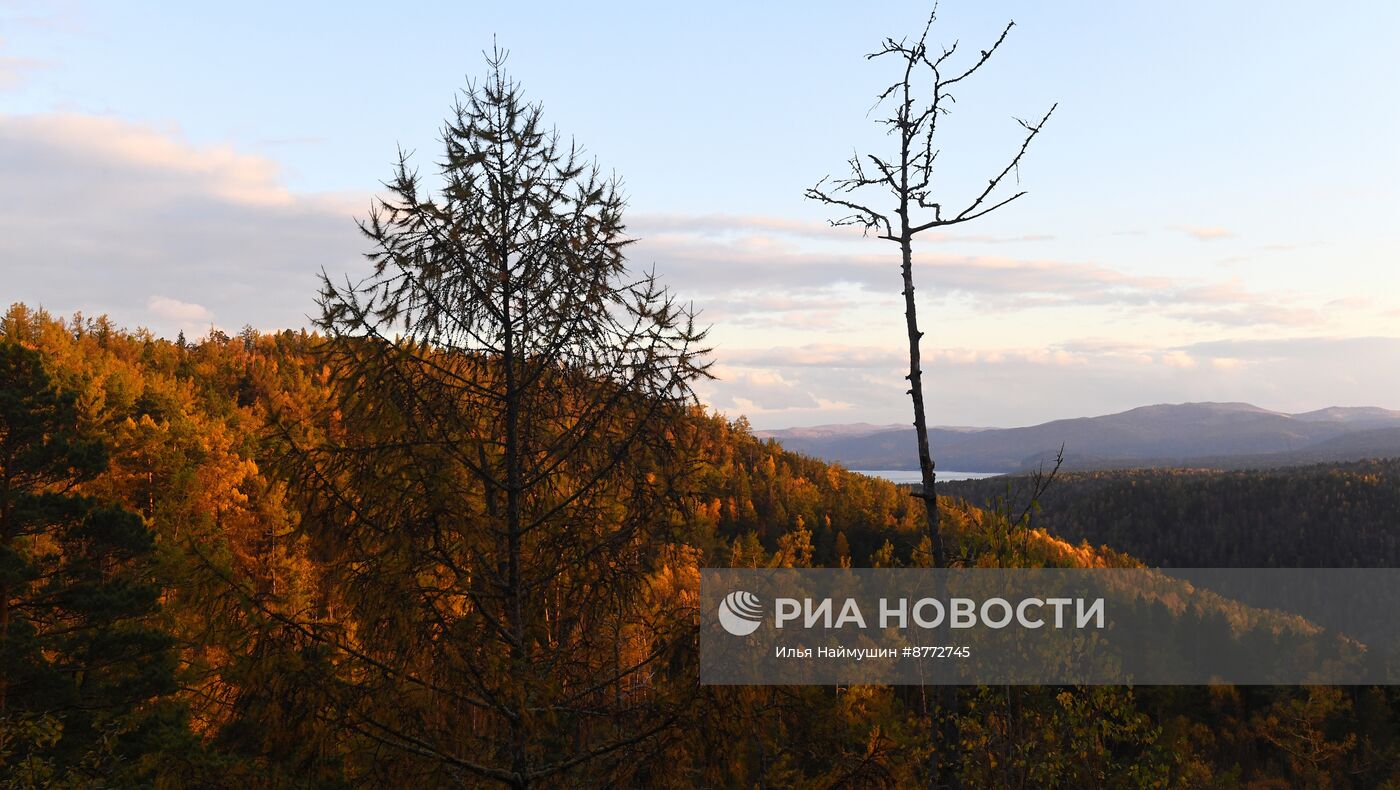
758,402 -> 1400,472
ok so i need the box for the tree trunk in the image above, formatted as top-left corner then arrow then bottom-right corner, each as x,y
501,178 -> 530,787
899,233 -> 945,570
899,231 -> 960,788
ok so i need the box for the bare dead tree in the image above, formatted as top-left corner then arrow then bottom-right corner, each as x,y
806,8 -> 1054,789
807,10 -> 1054,570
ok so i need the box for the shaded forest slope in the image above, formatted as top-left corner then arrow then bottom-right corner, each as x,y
943,461 -> 1400,567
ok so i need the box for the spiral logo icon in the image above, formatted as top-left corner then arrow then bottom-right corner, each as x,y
718,590 -> 764,636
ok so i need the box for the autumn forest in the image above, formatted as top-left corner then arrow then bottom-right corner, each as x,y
4,42 -> 1400,790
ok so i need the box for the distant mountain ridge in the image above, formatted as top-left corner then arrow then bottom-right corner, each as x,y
758,402 -> 1400,473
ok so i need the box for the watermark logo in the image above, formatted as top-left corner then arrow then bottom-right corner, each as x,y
718,590 -> 764,636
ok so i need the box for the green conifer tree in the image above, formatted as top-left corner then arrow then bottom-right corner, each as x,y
0,341 -> 189,784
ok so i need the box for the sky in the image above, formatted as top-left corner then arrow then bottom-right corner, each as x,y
2,1 -> 1398,428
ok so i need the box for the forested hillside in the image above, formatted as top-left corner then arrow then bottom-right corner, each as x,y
2,46 -> 1395,790
3,304 -> 1400,787
943,462 -> 1400,567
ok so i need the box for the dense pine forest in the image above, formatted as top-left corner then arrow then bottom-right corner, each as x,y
3,304 -> 1400,787
943,463 -> 1400,568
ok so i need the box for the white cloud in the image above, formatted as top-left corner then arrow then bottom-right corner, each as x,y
1159,350 -> 1197,368
723,344 -> 905,369
147,295 -> 214,331
700,365 -> 821,412
632,217 -> 1313,331
715,338 -> 1400,430
0,55 -> 42,90
4,113 -> 1393,430
0,113 -> 365,338
630,213 -> 1055,245
0,36 -> 47,91
1174,224 -> 1234,241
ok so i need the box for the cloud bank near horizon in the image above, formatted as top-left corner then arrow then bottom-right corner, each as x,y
3,112 -> 1396,428
696,337 -> 1400,429
0,113 -> 362,336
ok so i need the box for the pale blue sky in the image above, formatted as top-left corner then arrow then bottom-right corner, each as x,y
3,1 -> 1398,427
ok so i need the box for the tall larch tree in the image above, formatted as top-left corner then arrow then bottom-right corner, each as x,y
274,50 -> 710,788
